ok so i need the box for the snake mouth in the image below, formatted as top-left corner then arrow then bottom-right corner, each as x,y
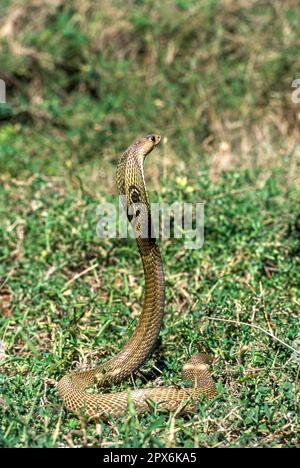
146,134 -> 161,146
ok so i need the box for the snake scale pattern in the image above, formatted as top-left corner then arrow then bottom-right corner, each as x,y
57,134 -> 216,418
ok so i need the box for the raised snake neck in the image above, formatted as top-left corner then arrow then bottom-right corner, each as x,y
57,134 -> 216,418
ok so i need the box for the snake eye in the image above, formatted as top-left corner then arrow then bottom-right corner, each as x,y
147,134 -> 158,143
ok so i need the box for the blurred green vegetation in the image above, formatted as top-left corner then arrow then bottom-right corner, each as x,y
0,0 -> 299,176
0,0 -> 299,448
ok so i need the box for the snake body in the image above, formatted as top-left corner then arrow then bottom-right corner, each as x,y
58,134 -> 216,418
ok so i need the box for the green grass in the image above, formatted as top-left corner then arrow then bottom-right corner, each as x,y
0,164 -> 299,448
0,0 -> 300,448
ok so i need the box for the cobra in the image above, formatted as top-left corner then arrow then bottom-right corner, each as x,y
57,134 -> 216,418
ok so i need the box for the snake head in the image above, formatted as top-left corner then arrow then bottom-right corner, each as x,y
133,134 -> 161,158
146,134 -> 161,146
